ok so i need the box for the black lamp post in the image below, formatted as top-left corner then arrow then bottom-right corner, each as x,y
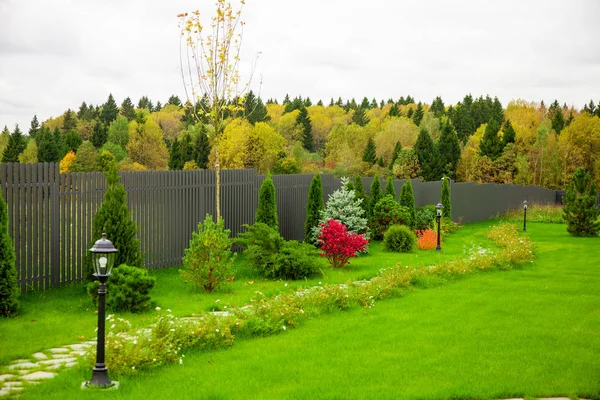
436,202 -> 443,252
85,233 -> 118,388
523,200 -> 528,232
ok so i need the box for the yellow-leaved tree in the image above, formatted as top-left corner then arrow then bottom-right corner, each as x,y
179,0 -> 259,219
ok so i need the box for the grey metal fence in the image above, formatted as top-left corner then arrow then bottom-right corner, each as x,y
0,164 -> 559,292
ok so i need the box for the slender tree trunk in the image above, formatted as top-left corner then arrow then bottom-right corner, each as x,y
215,146 -> 221,220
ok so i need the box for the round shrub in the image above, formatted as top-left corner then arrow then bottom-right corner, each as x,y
372,195 -> 411,240
383,225 -> 417,253
415,206 -> 436,231
272,240 -> 324,280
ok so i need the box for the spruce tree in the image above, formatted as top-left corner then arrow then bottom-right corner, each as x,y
414,128 -> 439,181
101,93 -> 119,125
389,141 -> 402,169
368,174 -> 383,222
407,108 -> 414,119
502,119 -> 516,147
377,155 -> 385,167
384,178 -> 396,199
91,121 -> 108,149
2,125 -> 26,163
388,103 -> 401,117
441,176 -> 452,220
491,97 -> 504,124
64,131 -> 83,153
120,97 -> 136,121
352,107 -> 370,127
480,118 -> 503,160
413,102 -> 425,126
62,109 -> 77,132
256,175 -> 278,229
354,176 -> 369,218
430,96 -> 445,118
168,137 -> 184,170
399,179 -> 416,228
551,107 -> 565,134
296,107 -> 314,151
0,187 -> 18,316
563,168 -> 600,237
304,174 -> 324,244
86,162 -> 143,281
28,115 -> 40,140
195,131 -> 211,169
36,126 -> 59,163
437,118 -> 461,179
362,137 -> 377,164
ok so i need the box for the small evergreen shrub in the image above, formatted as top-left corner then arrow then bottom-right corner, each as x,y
0,188 -> 18,317
180,215 -> 236,292
87,264 -> 156,313
304,174 -> 324,244
272,240 -> 323,280
399,179 -> 416,228
318,219 -> 368,269
353,177 -> 369,218
563,168 -> 600,237
371,195 -> 411,240
415,206 -> 436,231
256,175 -> 278,229
441,176 -> 452,220
368,174 -> 383,223
383,225 -> 417,253
384,178 -> 396,198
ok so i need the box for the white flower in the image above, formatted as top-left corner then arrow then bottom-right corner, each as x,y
215,299 -> 220,303
282,326 -> 286,331
155,307 -> 161,311
167,309 -> 172,312
111,324 -> 115,329
132,366 -> 135,370
179,358 -> 183,365
284,283 -> 288,287
216,329 -> 220,333
133,339 -> 137,344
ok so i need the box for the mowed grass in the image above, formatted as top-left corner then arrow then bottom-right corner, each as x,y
15,222 -> 600,399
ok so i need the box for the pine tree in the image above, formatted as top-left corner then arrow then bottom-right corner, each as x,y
441,176 -> 452,220
86,162 -> 143,281
282,94 -> 291,105
354,176 -> 369,218
352,107 -> 370,127
155,101 -> 162,112
120,97 -> 136,121
437,118 -> 461,179
62,109 -> 77,131
247,95 -> 269,125
168,137 -> 184,170
368,174 -> 383,222
413,102 -> 425,126
414,128 -> 439,181
0,187 -> 18,316
304,174 -> 324,244
362,137 -> 377,164
406,108 -> 414,119
2,125 -> 26,163
398,180 -> 416,228
502,120 -> 516,147
296,107 -> 314,151
36,126 -> 60,163
101,93 -> 119,125
563,168 -> 600,237
195,131 -> 211,169
389,141 -> 402,169
551,107 -> 565,134
167,95 -> 182,107
28,115 -> 40,140
384,178 -> 396,199
491,97 -> 504,124
377,155 -> 385,167
317,99 -> 324,106
430,96 -> 445,118
479,118 -> 503,160
138,96 -> 153,111
256,175 -> 278,229
77,102 -> 91,120
388,103 -> 401,117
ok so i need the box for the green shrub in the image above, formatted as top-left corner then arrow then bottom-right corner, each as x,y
237,223 -> 321,280
399,179 -> 416,228
368,174 -> 383,222
180,215 -> 236,292
415,206 -> 436,231
563,167 -> 600,237
304,174 -> 324,244
383,225 -> 417,253
372,195 -> 411,240
384,178 -> 396,198
256,175 -> 278,229
441,176 -> 452,220
0,188 -> 18,317
353,176 -> 369,218
87,264 -> 156,313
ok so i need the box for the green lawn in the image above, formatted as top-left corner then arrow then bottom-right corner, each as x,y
5,222 -> 600,399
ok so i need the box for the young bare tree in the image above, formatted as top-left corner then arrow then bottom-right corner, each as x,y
179,0 -> 259,219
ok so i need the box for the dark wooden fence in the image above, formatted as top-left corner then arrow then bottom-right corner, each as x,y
1,164 -> 558,293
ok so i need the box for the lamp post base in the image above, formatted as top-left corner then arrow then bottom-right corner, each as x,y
82,380 -> 119,390
84,365 -> 116,388
436,246 -> 441,252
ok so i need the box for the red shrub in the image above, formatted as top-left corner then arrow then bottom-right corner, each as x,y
317,219 -> 368,268
416,229 -> 441,250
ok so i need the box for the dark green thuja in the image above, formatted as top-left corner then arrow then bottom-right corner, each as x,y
354,176 -> 369,218
305,174 -> 325,244
85,161 -> 143,282
563,168 -> 600,237
399,179 -> 416,229
441,176 -> 452,220
368,174 -> 383,224
0,187 -> 18,316
256,174 -> 278,229
384,178 -> 396,199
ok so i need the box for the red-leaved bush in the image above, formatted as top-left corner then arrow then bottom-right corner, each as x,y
416,229 -> 441,250
317,219 -> 368,268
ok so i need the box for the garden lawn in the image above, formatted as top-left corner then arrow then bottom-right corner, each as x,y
15,222 -> 600,399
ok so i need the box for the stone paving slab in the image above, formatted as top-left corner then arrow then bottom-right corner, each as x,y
39,358 -> 77,366
32,352 -> 47,360
51,353 -> 76,359
0,376 -> 14,383
48,347 -> 70,354
21,371 -> 56,381
8,362 -> 39,370
68,343 -> 92,351
3,382 -> 21,388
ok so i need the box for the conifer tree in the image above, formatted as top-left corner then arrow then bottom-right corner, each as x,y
407,108 -> 414,119
491,97 -> 504,124
389,141 -> 402,169
430,96 -> 445,118
384,178 -> 396,199
414,128 -> 439,181
36,126 -> 60,163
256,175 -> 278,229
480,118 -> 503,160
377,155 -> 385,167
563,168 -> 600,237
502,120 -> 516,147
352,107 -> 370,127
362,137 -> 377,164
388,103 -> 401,117
304,174 -> 324,244
86,162 -> 143,281
296,107 -> 314,152
64,131 -> 83,153
368,174 -> 383,222
2,125 -> 26,163
101,93 -> 119,125
28,115 -> 40,140
120,97 -> 136,121
345,180 -> 355,192
551,107 -> 565,134
91,121 -> 108,149
168,137 -> 184,170
354,176 -> 369,218
437,118 -> 461,179
53,127 -> 66,160
399,179 -> 416,228
167,95 -> 182,107
0,187 -> 18,316
62,109 -> 77,132
441,176 -> 452,220
413,102 -> 425,126
195,131 -> 211,169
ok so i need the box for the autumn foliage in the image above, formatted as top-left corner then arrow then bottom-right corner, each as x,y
416,229 -> 441,250
317,219 -> 368,268
59,151 -> 76,173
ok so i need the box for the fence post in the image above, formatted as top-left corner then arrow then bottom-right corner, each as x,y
51,163 -> 61,287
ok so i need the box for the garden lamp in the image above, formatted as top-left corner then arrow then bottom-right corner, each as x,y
436,203 -> 443,252
85,233 -> 118,389
523,200 -> 528,232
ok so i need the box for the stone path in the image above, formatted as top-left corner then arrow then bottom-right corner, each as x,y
0,342 -> 95,398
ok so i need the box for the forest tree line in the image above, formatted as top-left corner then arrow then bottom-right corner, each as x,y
1,92 -> 599,190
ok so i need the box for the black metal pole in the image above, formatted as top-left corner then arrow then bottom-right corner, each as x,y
88,275 -> 113,387
436,214 -> 442,252
523,207 -> 527,232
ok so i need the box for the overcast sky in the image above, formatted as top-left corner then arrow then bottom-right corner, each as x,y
1,0 -> 599,132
